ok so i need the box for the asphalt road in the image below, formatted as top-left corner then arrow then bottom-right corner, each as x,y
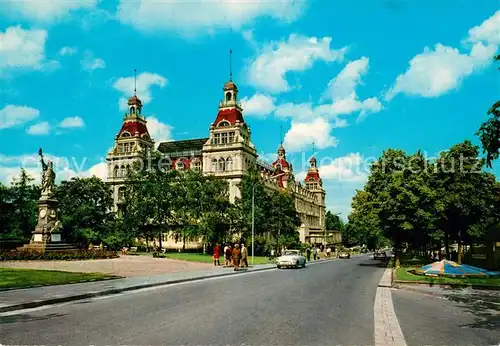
392,287 -> 500,346
0,255 -> 385,345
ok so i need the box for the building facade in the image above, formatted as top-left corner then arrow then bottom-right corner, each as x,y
106,77 -> 326,248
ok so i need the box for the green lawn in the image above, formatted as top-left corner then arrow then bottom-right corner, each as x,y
395,267 -> 500,287
0,268 -> 119,290
161,252 -> 274,265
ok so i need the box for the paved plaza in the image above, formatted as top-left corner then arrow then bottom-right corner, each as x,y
0,254 -> 212,277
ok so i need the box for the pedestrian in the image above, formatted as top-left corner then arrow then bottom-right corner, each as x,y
213,243 -> 221,266
313,247 -> 317,260
225,245 -> 232,267
232,244 -> 241,271
306,247 -> 311,261
240,243 -> 248,267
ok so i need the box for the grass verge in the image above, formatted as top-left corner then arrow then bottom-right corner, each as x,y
394,267 -> 500,287
161,252 -> 274,265
0,268 -> 119,290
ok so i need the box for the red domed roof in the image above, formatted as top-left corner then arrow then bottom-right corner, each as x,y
272,157 -> 290,170
214,108 -> 244,126
223,80 -> 237,90
118,120 -> 150,138
305,171 -> 321,182
128,95 -> 142,106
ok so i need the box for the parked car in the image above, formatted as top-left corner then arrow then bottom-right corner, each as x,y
373,251 -> 387,260
338,251 -> 351,259
276,250 -> 307,269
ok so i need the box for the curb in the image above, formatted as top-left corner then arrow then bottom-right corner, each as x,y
393,281 -> 500,291
0,266 -> 276,314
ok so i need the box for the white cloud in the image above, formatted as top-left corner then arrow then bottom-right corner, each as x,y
59,116 -> 84,128
284,118 -> 338,152
0,26 -> 48,70
146,116 -> 173,148
0,105 -> 40,129
317,153 -> 368,183
81,50 -> 105,71
322,57 -> 369,101
466,10 -> 500,45
59,46 -> 77,56
240,93 -> 276,116
386,11 -> 500,100
247,34 -> 348,93
113,72 -> 167,111
0,0 -> 98,23
116,0 -> 305,34
26,121 -> 50,135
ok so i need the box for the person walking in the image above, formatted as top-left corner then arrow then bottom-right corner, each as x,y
213,243 -> 221,266
313,247 -> 317,260
240,243 -> 248,268
225,245 -> 232,267
306,247 -> 311,262
232,244 -> 241,271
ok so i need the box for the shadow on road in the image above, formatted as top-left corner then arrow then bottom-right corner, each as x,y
445,291 -> 500,330
0,312 -> 65,325
357,261 -> 389,268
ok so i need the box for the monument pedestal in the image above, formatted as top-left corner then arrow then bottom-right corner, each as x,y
20,196 -> 75,252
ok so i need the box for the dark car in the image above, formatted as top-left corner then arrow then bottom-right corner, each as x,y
373,251 -> 387,260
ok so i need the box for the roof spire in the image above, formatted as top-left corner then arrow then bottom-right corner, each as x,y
133,68 -> 137,96
280,125 -> 283,145
312,142 -> 315,156
229,49 -> 233,81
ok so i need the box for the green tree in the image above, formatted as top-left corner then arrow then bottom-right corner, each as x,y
476,54 -> 500,168
55,176 -> 113,247
9,169 -> 39,239
0,182 -> 16,239
325,210 -> 344,232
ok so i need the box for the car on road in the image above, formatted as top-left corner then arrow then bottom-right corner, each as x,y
373,251 -> 387,260
276,250 -> 306,269
338,251 -> 351,259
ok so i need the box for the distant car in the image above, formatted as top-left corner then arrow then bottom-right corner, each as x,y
338,251 -> 351,259
276,250 -> 306,269
373,251 -> 387,260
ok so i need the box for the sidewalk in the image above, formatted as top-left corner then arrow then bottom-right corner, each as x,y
0,263 -> 276,313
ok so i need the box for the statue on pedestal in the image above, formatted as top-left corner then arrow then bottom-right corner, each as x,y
39,148 -> 56,198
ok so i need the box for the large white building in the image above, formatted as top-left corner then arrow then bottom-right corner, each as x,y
106,76 -> 326,249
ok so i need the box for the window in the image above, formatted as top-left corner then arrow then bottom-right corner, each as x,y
120,166 -> 126,177
118,187 -> 126,201
136,107 -> 141,115
118,144 -> 124,154
229,132 -> 235,143
213,133 -> 221,144
176,161 -> 185,170
114,166 -> 119,178
130,107 -> 135,115
218,121 -> 230,127
218,158 -> 225,171
226,157 -> 233,171
123,143 -> 130,153
275,163 -> 282,171
226,92 -> 232,102
221,132 -> 228,144
121,132 -> 131,138
192,160 -> 202,171
212,159 -> 218,172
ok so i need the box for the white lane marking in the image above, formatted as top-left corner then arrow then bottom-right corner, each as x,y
374,268 -> 407,346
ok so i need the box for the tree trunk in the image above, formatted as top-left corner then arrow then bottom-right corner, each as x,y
444,230 -> 450,260
158,229 -> 162,251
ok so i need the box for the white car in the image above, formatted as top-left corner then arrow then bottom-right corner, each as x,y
276,250 -> 307,269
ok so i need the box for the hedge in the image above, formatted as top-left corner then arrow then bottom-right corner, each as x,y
0,250 -> 119,261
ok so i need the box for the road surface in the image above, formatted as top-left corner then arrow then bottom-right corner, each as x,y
0,255 -> 385,345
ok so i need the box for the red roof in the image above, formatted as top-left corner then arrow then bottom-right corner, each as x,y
214,108 -> 244,126
118,120 -> 150,137
305,171 -> 321,182
272,157 -> 290,169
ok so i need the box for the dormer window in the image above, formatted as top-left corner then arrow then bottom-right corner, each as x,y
121,132 -> 131,138
218,120 -> 230,127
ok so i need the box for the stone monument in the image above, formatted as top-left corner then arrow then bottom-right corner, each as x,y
20,148 -> 75,252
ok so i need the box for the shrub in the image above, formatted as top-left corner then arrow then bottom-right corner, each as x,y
0,249 -> 119,261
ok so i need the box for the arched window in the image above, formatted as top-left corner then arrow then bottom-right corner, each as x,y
275,163 -> 282,171
226,157 -> 233,171
121,132 -> 131,138
114,166 -> 119,178
218,121 -> 230,127
118,186 -> 126,201
226,92 -> 232,102
176,161 -> 185,170
136,107 -> 141,115
130,107 -> 135,115
218,158 -> 225,171
120,165 -> 126,177
212,159 -> 218,172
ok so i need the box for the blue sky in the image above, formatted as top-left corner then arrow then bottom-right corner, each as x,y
0,0 -> 499,218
